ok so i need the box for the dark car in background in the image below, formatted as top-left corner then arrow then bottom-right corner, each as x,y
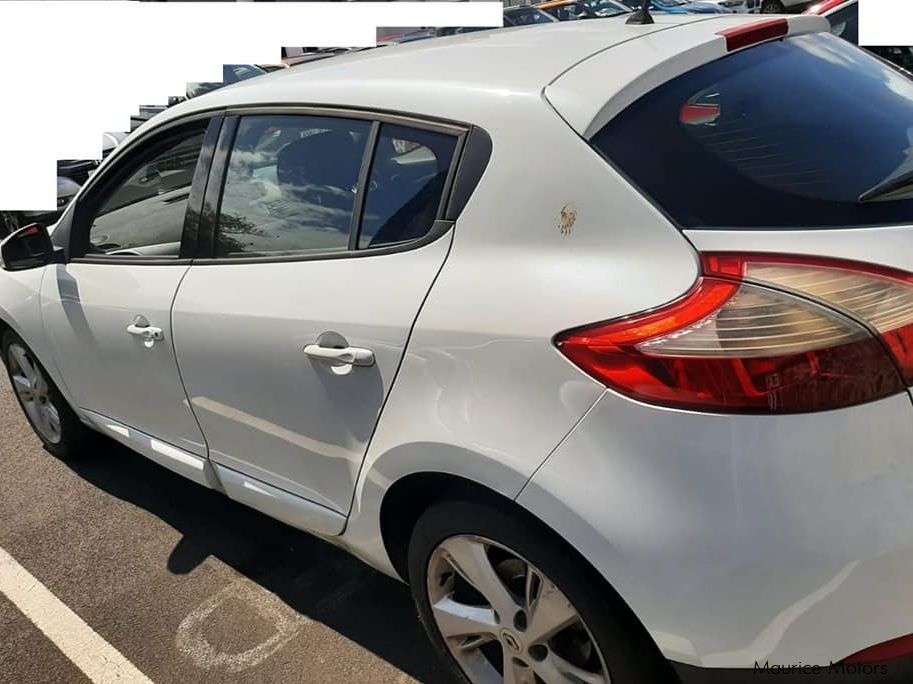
618,0 -> 733,13
536,0 -> 630,20
503,5 -> 560,25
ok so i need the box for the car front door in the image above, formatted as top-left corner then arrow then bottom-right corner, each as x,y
170,112 -> 465,528
41,117 -> 221,481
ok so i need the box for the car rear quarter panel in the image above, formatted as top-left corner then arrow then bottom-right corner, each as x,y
521,225 -> 913,668
341,98 -> 701,574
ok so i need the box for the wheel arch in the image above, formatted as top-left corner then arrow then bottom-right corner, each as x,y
376,470 -> 673,678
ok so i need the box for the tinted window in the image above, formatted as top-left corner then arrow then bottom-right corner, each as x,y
216,116 -> 371,257
506,8 -> 556,24
582,0 -> 630,16
593,34 -> 913,229
827,5 -> 858,44
358,125 -> 457,249
88,130 -> 204,257
550,4 -> 583,20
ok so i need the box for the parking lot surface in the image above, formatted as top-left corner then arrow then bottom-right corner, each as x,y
0,381 -> 447,684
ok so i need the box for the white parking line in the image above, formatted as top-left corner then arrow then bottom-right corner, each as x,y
0,545 -> 154,684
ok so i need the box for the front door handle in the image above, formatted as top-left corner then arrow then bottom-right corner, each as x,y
303,344 -> 375,367
126,316 -> 164,348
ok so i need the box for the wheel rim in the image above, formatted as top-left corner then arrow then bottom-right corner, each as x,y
7,343 -> 61,444
427,535 -> 611,684
760,1 -> 780,12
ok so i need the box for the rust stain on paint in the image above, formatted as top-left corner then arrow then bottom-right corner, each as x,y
559,204 -> 577,236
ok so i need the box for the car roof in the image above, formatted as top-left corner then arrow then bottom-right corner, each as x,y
146,15 -> 828,137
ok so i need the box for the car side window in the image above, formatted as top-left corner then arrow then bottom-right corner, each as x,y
86,130 -> 205,258
358,124 -> 458,249
215,115 -> 371,258
827,6 -> 859,44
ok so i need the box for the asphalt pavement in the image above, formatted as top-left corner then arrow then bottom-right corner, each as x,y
0,379 -> 449,684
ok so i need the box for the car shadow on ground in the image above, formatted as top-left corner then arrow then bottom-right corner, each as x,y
63,435 -> 447,684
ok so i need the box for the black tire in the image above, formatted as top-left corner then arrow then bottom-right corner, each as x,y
408,498 -> 677,684
1,330 -> 92,460
760,0 -> 785,12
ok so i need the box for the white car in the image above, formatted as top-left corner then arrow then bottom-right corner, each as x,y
750,0 -> 811,12
4,13 -> 913,684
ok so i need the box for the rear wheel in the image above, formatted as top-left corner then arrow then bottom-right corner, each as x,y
2,330 -> 91,459
408,499 -> 675,684
760,0 -> 785,12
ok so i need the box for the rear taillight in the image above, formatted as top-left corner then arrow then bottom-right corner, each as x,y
555,254 -> 913,414
718,19 -> 788,53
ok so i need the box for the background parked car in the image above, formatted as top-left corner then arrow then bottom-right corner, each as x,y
185,63 -> 267,99
102,131 -> 128,159
755,0 -> 812,12
805,0 -> 913,72
537,0 -> 631,21
503,5 -> 561,25
701,0 -> 748,10
618,0 -> 733,13
0,175 -> 81,238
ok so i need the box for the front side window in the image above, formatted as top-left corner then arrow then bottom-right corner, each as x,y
86,129 -> 205,257
358,124 -> 457,249
216,116 -> 371,258
593,33 -> 913,229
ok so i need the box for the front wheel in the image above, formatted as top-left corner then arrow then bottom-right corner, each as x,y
2,330 -> 92,460
408,499 -> 675,684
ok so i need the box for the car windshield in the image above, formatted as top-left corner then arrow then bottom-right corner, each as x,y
593,32 -> 913,229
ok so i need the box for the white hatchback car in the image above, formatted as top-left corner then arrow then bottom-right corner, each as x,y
4,13 -> 913,684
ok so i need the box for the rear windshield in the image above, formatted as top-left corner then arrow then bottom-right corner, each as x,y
592,33 -> 913,230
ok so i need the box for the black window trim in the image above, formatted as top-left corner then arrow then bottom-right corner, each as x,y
67,113 -> 223,266
190,104 -> 484,266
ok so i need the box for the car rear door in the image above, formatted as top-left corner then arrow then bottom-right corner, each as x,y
170,111 -> 469,532
40,117 -> 221,485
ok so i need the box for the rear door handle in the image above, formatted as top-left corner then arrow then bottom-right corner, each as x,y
303,344 -> 375,367
126,317 -> 164,348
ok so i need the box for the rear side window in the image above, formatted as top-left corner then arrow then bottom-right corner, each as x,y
826,5 -> 858,44
358,125 -> 457,249
593,33 -> 913,229
214,115 -> 459,258
216,115 -> 371,258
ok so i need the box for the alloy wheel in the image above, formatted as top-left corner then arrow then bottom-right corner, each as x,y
427,535 -> 611,684
7,343 -> 62,444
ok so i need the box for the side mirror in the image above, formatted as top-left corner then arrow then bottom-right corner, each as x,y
0,224 -> 55,271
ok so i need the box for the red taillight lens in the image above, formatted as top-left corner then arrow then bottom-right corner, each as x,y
556,254 -> 912,414
843,633 -> 913,664
706,254 -> 913,385
718,19 -> 788,53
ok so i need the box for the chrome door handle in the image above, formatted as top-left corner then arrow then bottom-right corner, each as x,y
126,321 -> 164,348
303,344 -> 375,367
126,323 -> 164,340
